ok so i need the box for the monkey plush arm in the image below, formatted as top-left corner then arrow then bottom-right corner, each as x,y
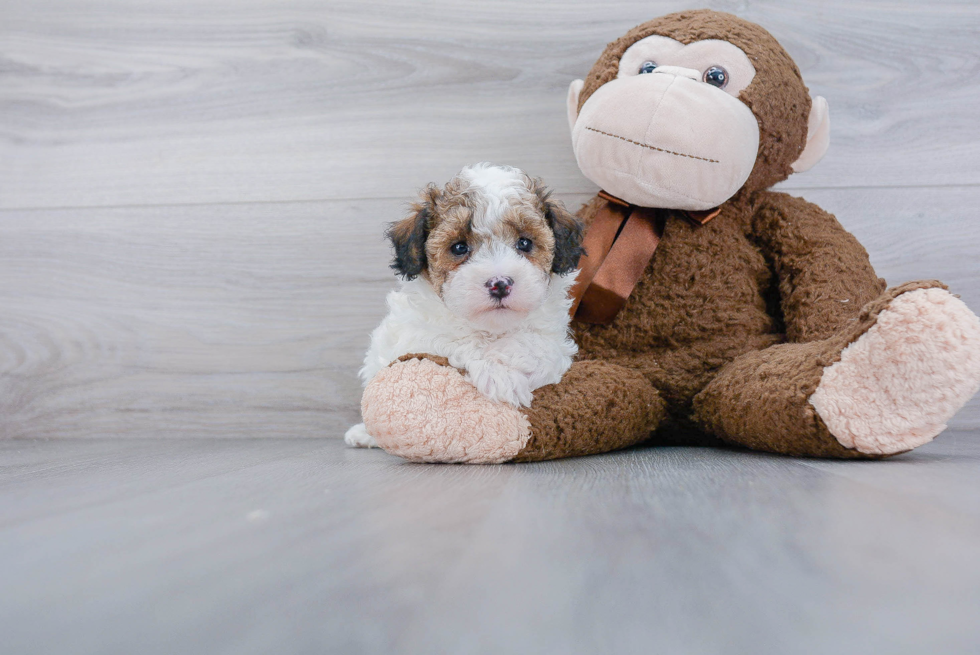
362,356 -> 665,463
752,191 -> 886,343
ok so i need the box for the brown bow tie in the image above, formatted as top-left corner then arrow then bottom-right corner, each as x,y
568,191 -> 721,324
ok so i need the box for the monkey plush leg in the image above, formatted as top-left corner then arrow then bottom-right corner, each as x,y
362,356 -> 665,464
513,359 -> 666,462
693,281 -> 980,458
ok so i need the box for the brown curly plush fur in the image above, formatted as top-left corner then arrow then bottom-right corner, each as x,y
505,10 -> 922,462
513,360 -> 666,462
693,280 -> 947,458
508,187 -> 905,461
367,10 -> 975,464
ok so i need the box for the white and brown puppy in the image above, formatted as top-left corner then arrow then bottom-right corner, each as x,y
345,163 -> 584,448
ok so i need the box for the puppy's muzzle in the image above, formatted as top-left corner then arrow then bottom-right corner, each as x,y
486,276 -> 514,300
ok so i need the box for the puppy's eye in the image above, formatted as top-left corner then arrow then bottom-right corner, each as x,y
450,242 -> 469,256
638,61 -> 658,74
516,237 -> 533,253
703,66 -> 728,89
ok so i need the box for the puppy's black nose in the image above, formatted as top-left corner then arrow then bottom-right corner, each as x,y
486,276 -> 513,299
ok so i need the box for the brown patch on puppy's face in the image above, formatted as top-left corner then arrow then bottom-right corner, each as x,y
424,202 -> 473,295
500,204 -> 558,272
388,163 -> 584,333
423,184 -> 557,297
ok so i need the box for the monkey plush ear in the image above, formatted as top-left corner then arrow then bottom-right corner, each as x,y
567,79 -> 585,131
791,96 -> 831,173
386,186 -> 437,280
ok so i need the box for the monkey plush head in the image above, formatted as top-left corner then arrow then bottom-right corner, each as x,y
567,10 -> 830,210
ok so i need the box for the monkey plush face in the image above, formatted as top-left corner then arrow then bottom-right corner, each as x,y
567,10 -> 830,211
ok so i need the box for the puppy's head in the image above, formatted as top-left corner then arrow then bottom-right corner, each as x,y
387,163 -> 584,333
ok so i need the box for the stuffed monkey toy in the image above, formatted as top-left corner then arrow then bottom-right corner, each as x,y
360,10 -> 980,463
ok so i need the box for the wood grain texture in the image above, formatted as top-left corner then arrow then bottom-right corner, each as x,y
1,0 -> 978,209
0,199 -> 396,438
3,3 -> 979,652
1,0 -> 979,438
2,437 -> 979,653
1,187 -> 979,439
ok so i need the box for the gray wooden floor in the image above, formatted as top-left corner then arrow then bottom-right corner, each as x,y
3,436 -> 980,654
2,0 -> 980,652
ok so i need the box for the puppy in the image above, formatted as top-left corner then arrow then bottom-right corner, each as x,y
345,163 -> 585,448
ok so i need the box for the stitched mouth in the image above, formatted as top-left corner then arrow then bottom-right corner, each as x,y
585,127 -> 719,164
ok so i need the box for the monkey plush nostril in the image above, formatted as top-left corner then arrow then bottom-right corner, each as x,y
486,277 -> 514,300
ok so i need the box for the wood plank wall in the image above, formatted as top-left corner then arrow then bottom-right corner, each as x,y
1,0 -> 978,438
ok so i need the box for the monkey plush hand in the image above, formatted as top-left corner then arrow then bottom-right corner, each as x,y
363,10 -> 980,463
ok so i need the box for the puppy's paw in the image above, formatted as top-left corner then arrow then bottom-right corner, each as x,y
344,423 -> 378,448
496,373 -> 534,408
466,360 -> 534,407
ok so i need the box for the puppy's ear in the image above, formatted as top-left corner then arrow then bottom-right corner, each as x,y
532,181 -> 585,275
387,185 -> 438,280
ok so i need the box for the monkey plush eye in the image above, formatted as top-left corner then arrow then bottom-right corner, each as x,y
450,242 -> 469,256
638,61 -> 658,74
703,66 -> 729,88
516,237 -> 533,253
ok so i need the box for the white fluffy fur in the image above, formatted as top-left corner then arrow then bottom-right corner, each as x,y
363,273 -> 577,399
345,163 -> 579,448
440,163 -> 560,335
443,241 -> 551,334
345,274 -> 577,447
459,163 -> 528,231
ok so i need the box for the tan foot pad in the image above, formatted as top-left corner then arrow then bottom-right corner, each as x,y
362,357 -> 531,464
810,288 -> 980,455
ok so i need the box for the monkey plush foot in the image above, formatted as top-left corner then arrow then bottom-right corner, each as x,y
810,285 -> 980,456
362,356 -> 532,464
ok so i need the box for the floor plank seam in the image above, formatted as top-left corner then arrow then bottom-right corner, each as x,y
1,183 -> 979,214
